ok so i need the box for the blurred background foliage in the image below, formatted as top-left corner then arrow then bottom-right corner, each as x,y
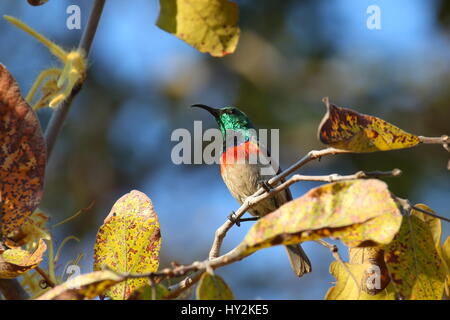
0,0 -> 449,299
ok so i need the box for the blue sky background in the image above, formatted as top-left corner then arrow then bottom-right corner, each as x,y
0,0 -> 449,299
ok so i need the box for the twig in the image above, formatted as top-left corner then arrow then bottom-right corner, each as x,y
208,150 -> 398,260
166,271 -> 203,299
103,247 -> 245,289
35,266 -> 56,288
395,197 -> 450,223
419,135 -> 450,151
315,239 -> 361,292
209,148 -> 349,259
44,0 -> 105,158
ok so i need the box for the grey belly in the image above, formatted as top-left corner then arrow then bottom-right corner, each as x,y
221,162 -> 290,217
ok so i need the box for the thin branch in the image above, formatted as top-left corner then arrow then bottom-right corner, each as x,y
35,266 -> 56,288
166,271 -> 203,299
419,135 -> 450,155
44,0 -> 105,158
396,197 -> 450,223
106,247 -> 244,286
209,150 -> 399,260
315,239 -> 361,292
209,147 -> 350,259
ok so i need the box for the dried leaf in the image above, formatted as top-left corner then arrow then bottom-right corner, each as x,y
0,64 -> 46,236
157,0 -> 240,57
0,239 -> 46,279
384,213 -> 446,300
128,284 -> 170,300
196,273 -> 234,300
348,247 -> 390,294
325,261 -> 396,300
93,190 -> 162,300
36,270 -> 123,300
235,179 -> 402,257
318,98 -> 420,152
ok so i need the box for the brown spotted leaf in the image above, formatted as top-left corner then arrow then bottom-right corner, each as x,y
235,179 -> 402,258
0,64 -> 46,236
325,260 -> 396,300
348,247 -> 391,295
93,190 -> 161,300
0,239 -> 46,279
318,97 -> 420,152
36,270 -> 124,300
384,212 -> 446,300
196,272 -> 234,300
157,0 -> 240,57
411,204 -> 442,250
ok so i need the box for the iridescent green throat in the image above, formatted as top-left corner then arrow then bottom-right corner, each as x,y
216,107 -> 257,145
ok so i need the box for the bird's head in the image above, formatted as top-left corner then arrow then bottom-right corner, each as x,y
191,104 -> 254,138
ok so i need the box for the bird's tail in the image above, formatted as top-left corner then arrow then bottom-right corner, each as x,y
284,244 -> 312,277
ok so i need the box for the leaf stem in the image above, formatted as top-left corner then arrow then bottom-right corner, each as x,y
44,0 -> 105,158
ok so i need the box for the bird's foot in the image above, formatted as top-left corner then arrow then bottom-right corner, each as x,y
228,211 -> 240,226
228,212 -> 259,227
260,180 -> 273,193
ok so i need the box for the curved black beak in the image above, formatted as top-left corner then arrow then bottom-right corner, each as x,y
191,104 -> 221,118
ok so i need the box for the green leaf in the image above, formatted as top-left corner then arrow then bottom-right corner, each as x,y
36,270 -> 124,300
157,0 -> 240,57
128,284 -> 170,300
196,273 -> 234,300
93,190 -> 162,300
234,179 -> 402,258
0,64 -> 46,236
384,213 -> 446,300
318,98 -> 420,153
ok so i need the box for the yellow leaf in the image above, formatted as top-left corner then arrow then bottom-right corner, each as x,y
157,0 -> 240,57
348,247 -> 391,295
36,270 -> 123,300
326,261 -> 396,300
411,204 -> 441,249
441,237 -> 450,296
93,190 -> 162,300
0,239 -> 46,279
318,98 -> 420,152
235,179 -> 402,257
196,273 -> 234,300
384,213 -> 446,300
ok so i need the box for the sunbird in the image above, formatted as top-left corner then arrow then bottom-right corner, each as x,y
192,104 -> 312,277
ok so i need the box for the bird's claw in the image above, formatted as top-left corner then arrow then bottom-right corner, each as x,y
228,211 -> 241,226
260,180 -> 273,193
